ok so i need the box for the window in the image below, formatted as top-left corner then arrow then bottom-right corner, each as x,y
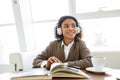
74,0 -> 120,19
80,17 -> 120,51
30,0 -> 69,21
33,22 -> 55,51
76,0 -> 120,13
0,0 -> 15,24
30,0 -> 120,51
0,0 -> 20,64
0,25 -> 20,64
74,0 -> 120,51
30,0 -> 70,51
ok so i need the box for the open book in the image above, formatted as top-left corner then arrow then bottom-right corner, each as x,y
49,63 -> 90,78
10,63 -> 89,80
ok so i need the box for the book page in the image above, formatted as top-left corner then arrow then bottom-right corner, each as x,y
50,63 -> 90,78
11,68 -> 48,78
50,63 -> 63,70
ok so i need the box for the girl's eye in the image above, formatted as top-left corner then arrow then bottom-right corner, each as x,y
63,24 -> 76,28
72,26 -> 75,28
64,25 -> 69,28
72,24 -> 76,28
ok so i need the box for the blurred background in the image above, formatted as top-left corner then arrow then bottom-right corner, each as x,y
0,0 -> 120,64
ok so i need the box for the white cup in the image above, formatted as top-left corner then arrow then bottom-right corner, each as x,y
92,57 -> 106,71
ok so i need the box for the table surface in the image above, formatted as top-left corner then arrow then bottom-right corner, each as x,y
0,68 -> 120,80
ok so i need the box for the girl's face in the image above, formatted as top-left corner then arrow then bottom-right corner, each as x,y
61,19 -> 77,41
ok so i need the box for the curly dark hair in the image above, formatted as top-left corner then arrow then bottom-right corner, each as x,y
55,15 -> 83,41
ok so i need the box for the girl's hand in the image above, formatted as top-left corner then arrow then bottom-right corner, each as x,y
45,56 -> 61,70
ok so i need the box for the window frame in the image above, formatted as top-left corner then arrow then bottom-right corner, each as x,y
73,0 -> 120,19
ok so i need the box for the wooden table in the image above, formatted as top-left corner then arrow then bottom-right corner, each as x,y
0,69 -> 120,80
